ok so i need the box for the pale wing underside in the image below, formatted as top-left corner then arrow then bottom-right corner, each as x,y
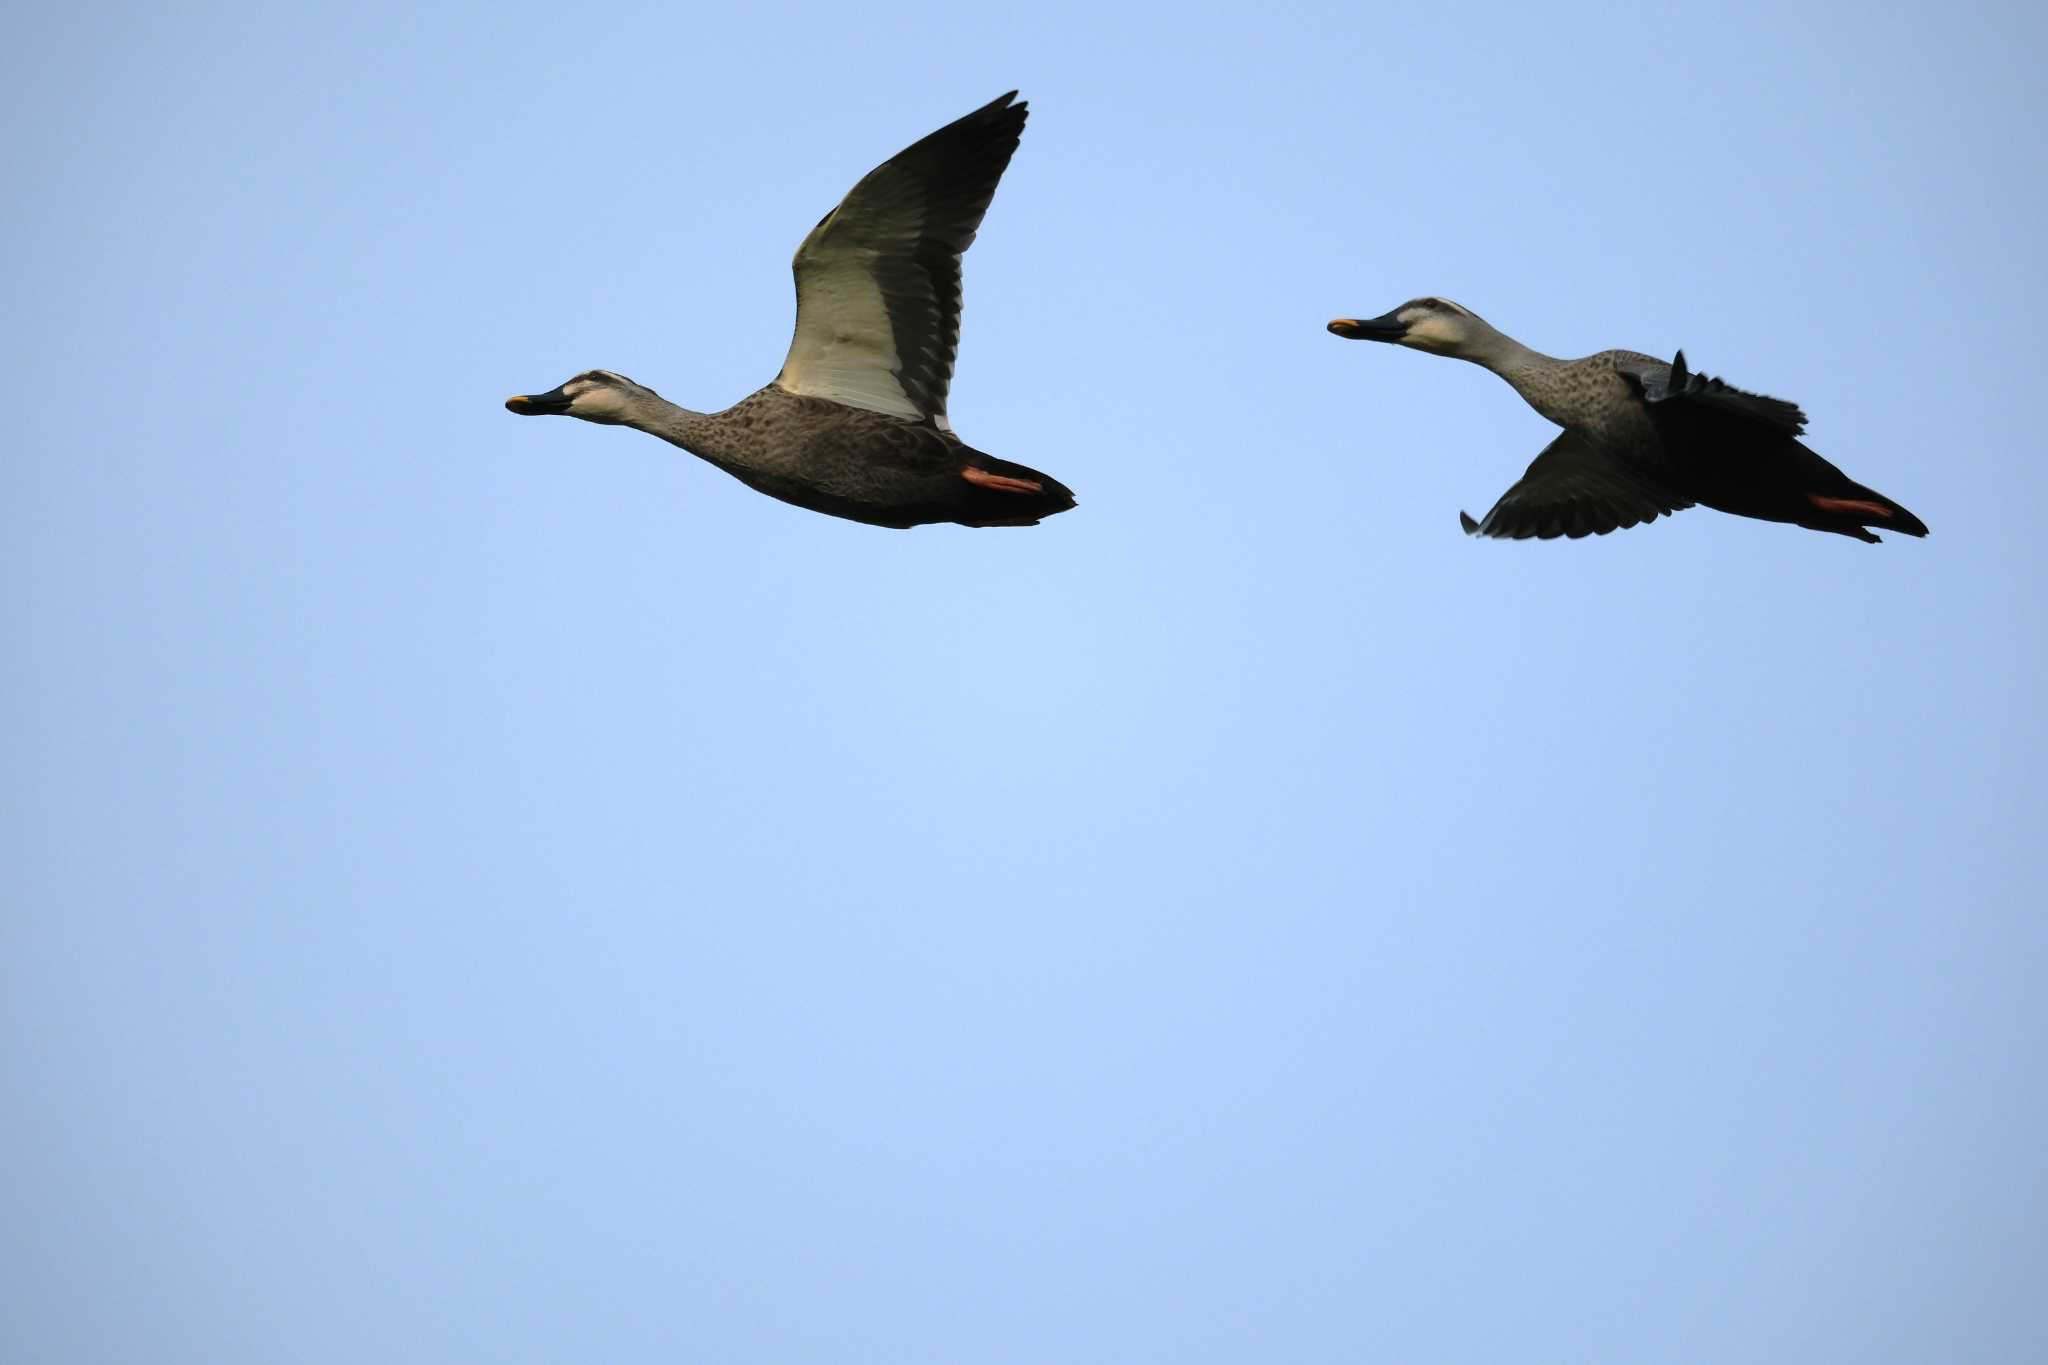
776,92 -> 1027,427
778,260 -> 922,420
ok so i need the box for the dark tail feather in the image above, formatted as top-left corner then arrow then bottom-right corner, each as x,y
1874,493 -> 1928,538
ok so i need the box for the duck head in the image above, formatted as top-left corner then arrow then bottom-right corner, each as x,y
505,369 -> 658,425
1327,298 -> 1491,358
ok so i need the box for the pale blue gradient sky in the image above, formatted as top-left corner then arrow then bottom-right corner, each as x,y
5,3 -> 2044,1361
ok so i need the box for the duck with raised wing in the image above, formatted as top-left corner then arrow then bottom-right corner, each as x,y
506,92 -> 1073,529
1327,299 -> 1926,543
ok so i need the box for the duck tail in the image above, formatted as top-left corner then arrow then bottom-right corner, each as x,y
957,452 -> 1077,527
1801,481 -> 1928,542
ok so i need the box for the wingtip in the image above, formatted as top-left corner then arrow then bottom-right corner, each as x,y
985,91 -> 1027,134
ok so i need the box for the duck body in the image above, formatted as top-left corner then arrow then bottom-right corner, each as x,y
675,385 -> 1073,529
1329,300 -> 1927,544
1504,347 -> 1925,542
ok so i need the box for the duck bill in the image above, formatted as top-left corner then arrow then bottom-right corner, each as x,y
505,386 -> 573,415
1326,311 -> 1408,343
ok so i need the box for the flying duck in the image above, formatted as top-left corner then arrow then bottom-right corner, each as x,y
507,92 -> 1073,529
1327,299 -> 1927,543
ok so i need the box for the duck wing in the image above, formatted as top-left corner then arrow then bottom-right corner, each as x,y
774,92 -> 1027,429
1617,350 -> 1808,438
1461,429 -> 1693,539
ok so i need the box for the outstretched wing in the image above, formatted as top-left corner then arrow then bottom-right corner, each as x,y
775,92 -> 1027,428
1618,349 -> 1808,437
1461,429 -> 1692,539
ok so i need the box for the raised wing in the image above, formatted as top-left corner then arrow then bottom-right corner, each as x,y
1618,349 -> 1808,437
1461,429 -> 1692,539
775,92 -> 1027,427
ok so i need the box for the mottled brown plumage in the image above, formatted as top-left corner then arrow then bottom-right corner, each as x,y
664,385 -> 1071,529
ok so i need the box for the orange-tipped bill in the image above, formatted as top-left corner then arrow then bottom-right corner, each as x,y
505,387 -> 573,415
1327,312 -> 1408,343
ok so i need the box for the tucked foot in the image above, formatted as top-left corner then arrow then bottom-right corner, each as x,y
1807,494 -> 1896,519
1799,489 -> 1926,542
962,466 -> 1046,495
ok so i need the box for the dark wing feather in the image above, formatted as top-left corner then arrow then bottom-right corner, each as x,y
1462,429 -> 1692,540
776,92 -> 1026,425
1618,349 -> 1808,437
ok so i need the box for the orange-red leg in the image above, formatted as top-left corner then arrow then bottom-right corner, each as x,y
1807,494 -> 1893,519
961,466 -> 1045,495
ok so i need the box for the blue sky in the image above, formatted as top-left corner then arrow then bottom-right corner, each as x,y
5,2 -> 2044,1360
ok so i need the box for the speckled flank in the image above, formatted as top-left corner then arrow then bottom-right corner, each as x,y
1498,349 -> 1665,452
625,385 -> 1074,530
681,386 -> 973,506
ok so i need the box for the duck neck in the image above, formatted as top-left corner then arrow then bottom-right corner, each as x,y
622,392 -> 715,457
1460,325 -> 1572,427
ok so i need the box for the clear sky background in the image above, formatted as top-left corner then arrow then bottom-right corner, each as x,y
5,2 -> 2044,1361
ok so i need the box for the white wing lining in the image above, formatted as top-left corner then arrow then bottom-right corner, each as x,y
776,242 -> 921,420
772,93 -> 1026,426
